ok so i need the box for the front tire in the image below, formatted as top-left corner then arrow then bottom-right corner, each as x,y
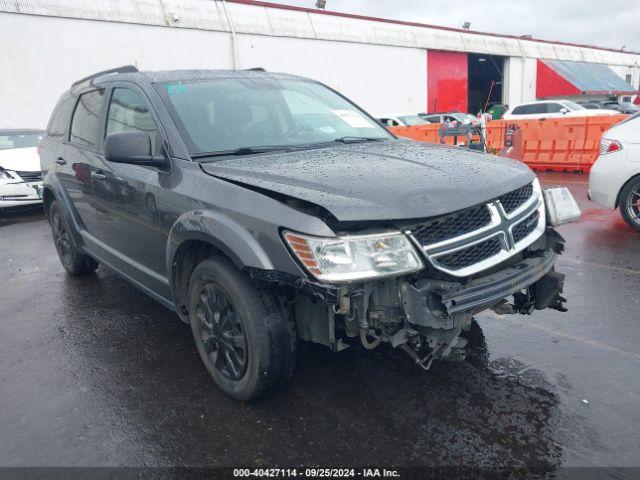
49,200 -> 99,275
620,177 -> 640,232
188,257 -> 296,401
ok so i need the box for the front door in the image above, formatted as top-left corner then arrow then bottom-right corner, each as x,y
85,85 -> 170,297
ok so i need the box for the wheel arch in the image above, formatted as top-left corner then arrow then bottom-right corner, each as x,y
42,186 -> 56,220
167,210 -> 276,318
615,172 -> 640,209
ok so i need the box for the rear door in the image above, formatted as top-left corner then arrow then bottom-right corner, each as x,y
56,88 -> 108,234
84,84 -> 170,296
40,95 -> 75,180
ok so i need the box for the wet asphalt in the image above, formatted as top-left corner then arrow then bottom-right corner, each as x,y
0,172 -> 639,474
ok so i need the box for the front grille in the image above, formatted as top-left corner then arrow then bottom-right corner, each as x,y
411,204 -> 492,245
16,170 -> 42,182
513,210 -> 539,244
436,237 -> 502,270
409,181 -> 544,277
498,183 -> 533,214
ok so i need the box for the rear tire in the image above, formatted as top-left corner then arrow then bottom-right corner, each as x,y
49,200 -> 99,275
620,177 -> 640,232
188,257 -> 296,401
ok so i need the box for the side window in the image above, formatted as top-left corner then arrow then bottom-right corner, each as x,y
106,88 -> 158,154
70,89 -> 106,148
546,103 -> 563,113
48,97 -> 75,138
528,104 -> 547,114
512,105 -> 530,115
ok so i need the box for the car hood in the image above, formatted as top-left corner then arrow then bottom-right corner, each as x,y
0,147 -> 40,172
200,139 -> 535,222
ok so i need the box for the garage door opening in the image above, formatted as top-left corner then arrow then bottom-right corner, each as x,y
468,54 -> 504,115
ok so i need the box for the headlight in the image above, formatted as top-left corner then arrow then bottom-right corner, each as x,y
0,169 -> 15,180
543,187 -> 581,226
283,231 -> 424,282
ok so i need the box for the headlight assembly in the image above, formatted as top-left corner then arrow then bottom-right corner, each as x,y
543,187 -> 582,226
283,231 -> 424,282
0,169 -> 15,180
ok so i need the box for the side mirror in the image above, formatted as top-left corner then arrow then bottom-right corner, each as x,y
559,108 -> 569,115
105,131 -> 166,168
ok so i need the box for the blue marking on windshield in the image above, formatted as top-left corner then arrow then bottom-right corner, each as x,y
166,83 -> 187,95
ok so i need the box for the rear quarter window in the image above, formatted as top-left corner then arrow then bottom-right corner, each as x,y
47,96 -> 75,138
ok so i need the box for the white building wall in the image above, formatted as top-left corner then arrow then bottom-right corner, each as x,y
1,0 -> 639,127
610,65 -> 640,99
235,34 -> 427,115
504,57 -> 537,106
0,13 -> 234,128
0,12 -> 426,128
3,0 -> 638,66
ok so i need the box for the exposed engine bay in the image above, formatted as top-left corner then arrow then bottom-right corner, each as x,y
278,228 -> 567,369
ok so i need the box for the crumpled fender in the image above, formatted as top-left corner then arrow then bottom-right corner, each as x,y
166,209 -> 275,297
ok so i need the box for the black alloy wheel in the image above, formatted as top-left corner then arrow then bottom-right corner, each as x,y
48,200 -> 99,275
194,282 -> 248,381
52,210 -> 72,267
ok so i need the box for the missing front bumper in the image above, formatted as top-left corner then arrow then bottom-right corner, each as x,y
401,247 -> 565,330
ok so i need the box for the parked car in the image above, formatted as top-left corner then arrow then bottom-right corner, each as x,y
40,67 -> 580,400
578,100 -> 638,114
577,101 -> 602,110
503,100 -> 619,120
419,112 -> 479,125
377,114 -> 430,127
0,129 -> 45,208
589,112 -> 640,231
603,101 -> 638,115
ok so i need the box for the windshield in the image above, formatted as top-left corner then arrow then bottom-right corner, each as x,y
560,101 -> 586,111
451,113 -> 478,123
160,77 -> 391,156
397,115 -> 429,126
0,132 -> 43,151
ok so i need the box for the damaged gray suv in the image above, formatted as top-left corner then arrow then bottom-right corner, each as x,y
40,67 -> 580,400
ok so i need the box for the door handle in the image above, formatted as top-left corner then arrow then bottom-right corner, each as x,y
91,171 -> 106,180
55,157 -> 66,165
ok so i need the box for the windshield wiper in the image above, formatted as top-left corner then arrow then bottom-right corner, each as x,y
193,137 -> 387,160
192,145 -> 296,160
332,136 -> 387,144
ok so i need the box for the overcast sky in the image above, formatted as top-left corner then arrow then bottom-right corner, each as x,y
274,0 -> 640,52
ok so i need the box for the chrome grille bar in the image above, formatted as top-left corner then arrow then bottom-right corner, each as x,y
406,180 -> 546,277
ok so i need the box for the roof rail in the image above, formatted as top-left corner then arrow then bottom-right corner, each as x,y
246,67 -> 266,72
71,65 -> 139,87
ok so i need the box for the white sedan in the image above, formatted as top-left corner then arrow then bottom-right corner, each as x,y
0,129 -> 45,208
503,100 -> 619,120
588,112 -> 640,231
377,114 -> 431,127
